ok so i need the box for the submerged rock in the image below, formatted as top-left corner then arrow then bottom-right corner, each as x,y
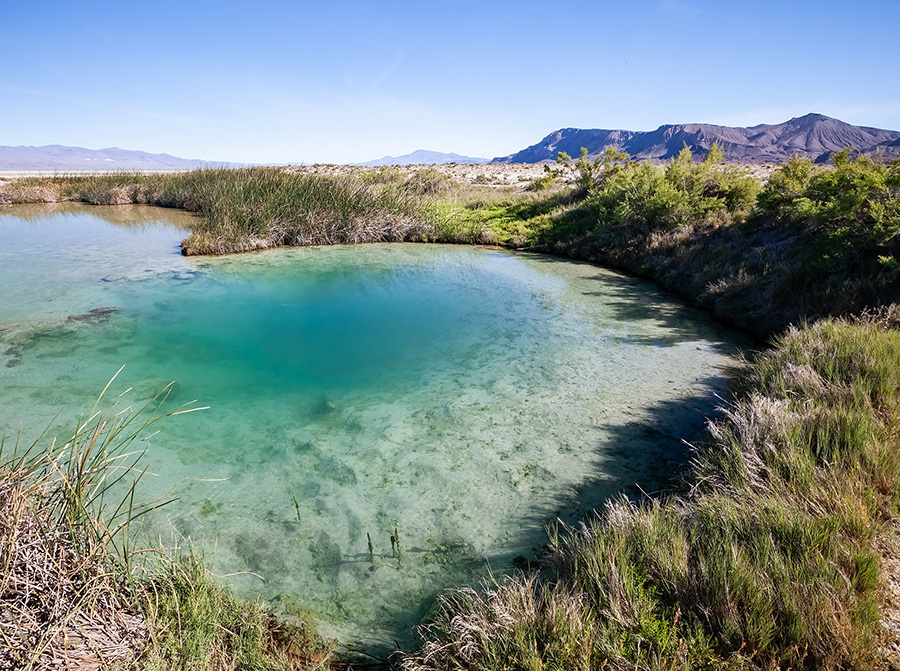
67,307 -> 119,324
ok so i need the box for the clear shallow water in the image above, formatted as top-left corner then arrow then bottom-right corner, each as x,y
0,203 -> 745,650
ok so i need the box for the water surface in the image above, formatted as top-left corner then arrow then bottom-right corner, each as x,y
0,203 -> 745,650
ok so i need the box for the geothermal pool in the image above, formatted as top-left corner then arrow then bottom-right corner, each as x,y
0,203 -> 744,651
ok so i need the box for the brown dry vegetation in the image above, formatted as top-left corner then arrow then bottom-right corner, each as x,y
0,465 -> 145,670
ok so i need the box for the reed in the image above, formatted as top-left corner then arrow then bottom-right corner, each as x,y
0,372 -> 194,669
0,375 -> 331,670
179,168 -> 425,254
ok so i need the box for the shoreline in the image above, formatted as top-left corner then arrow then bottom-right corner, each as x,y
2,154 -> 899,668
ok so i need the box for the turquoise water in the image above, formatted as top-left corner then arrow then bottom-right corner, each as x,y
0,203 -> 744,651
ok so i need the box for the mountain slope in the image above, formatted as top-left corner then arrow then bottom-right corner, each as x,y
0,145 -> 234,171
493,114 -> 900,164
355,149 -> 490,166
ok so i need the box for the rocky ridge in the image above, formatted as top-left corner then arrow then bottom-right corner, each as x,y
493,113 -> 900,164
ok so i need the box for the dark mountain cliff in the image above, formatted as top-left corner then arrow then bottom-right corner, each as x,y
493,114 -> 900,164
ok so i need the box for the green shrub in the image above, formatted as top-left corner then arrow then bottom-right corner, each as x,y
560,144 -> 759,232
756,151 -> 900,249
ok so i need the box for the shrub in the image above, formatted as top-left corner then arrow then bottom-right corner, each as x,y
572,143 -> 758,232
756,151 -> 900,249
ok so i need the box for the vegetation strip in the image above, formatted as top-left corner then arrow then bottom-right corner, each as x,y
1,148 -> 899,668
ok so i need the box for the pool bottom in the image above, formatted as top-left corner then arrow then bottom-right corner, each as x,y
0,207 -> 743,652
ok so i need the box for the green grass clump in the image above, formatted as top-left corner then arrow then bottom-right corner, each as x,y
135,551 -> 333,671
178,168 -> 423,254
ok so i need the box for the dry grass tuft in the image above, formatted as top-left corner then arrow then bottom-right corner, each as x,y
0,380 -> 168,671
0,182 -> 62,204
0,466 -> 146,670
0,376 -> 186,670
0,379 -> 332,671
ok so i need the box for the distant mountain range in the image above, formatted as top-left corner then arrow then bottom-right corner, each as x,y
5,114 -> 899,172
492,114 -> 900,164
355,149 -> 490,166
0,145 -> 236,171
0,145 -> 491,171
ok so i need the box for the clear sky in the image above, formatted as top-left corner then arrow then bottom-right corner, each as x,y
2,0 -> 898,164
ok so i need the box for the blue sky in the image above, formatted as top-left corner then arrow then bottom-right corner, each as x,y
2,0 -> 898,164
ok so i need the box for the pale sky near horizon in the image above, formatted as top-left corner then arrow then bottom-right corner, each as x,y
3,0 -> 898,164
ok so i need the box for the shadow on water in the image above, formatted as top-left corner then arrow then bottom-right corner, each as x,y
473,375 -> 733,559
381,376 -> 737,664
552,376 -> 730,525
520,251 -> 746,349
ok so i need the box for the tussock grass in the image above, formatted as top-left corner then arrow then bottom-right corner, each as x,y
135,550 -> 333,671
0,376 -> 183,669
179,168 -> 423,254
0,378 -> 332,670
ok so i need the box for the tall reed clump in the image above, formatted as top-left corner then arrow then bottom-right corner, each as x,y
174,168 -> 425,254
0,377 -> 332,670
0,376 -> 189,669
403,311 -> 900,670
59,167 -> 433,254
1,168 -> 438,253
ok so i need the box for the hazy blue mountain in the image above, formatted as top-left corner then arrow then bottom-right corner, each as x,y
355,149 -> 490,167
0,144 -> 238,171
492,114 -> 900,164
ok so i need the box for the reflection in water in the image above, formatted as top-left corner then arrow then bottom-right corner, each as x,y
1,201 -> 199,228
0,204 -> 746,653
